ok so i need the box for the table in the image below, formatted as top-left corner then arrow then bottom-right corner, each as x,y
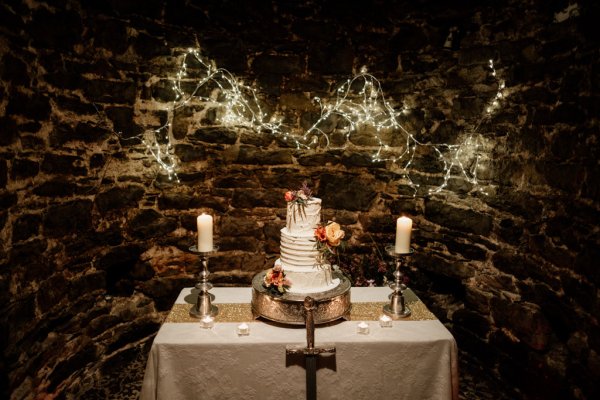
140,287 -> 459,400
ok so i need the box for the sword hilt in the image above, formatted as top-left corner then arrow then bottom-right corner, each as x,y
286,296 -> 336,356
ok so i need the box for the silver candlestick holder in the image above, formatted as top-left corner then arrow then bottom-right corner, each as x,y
188,245 -> 218,318
383,245 -> 414,319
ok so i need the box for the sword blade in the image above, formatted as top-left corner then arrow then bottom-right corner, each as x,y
306,354 -> 317,400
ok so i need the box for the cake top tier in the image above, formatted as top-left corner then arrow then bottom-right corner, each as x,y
286,197 -> 321,234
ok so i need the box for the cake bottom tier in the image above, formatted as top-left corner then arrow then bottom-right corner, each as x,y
277,258 -> 340,294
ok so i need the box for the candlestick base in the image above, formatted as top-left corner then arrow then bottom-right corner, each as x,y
383,246 -> 414,319
188,246 -> 219,319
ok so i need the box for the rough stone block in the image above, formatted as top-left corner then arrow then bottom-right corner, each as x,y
191,127 -> 238,144
220,216 -> 263,237
0,159 -> 7,188
157,192 -> 203,210
92,18 -> 129,54
12,214 -> 41,243
492,249 -> 543,281
68,271 -> 107,301
491,298 -> 551,351
43,200 -> 93,237
309,40 -> 354,74
6,91 -> 51,120
0,116 -> 18,146
151,79 -> 178,102
341,151 -> 386,168
540,162 -> 584,193
74,122 -> 112,143
106,317 -> 161,354
280,92 -> 312,110
105,106 -> 143,140
416,252 -> 476,279
452,308 -> 492,337
574,240 -> 600,286
425,199 -> 493,235
236,146 -> 293,165
252,54 -> 303,75
82,79 -> 137,104
257,169 -> 304,189
11,158 -> 39,179
214,173 -> 260,189
28,7 -> 83,50
0,192 -> 18,210
95,185 -> 145,214
33,179 -> 80,197
319,173 -> 377,211
358,213 -> 395,234
47,342 -> 97,391
53,95 -> 97,115
128,209 -> 178,239
484,188 -> 542,220
518,282 -> 573,341
390,24 -> 429,52
263,222 -> 282,253
218,236 -> 262,252
134,32 -> 169,59
297,152 -> 342,167
37,274 -> 69,313
0,53 -> 28,86
41,154 -> 87,176
458,46 -> 496,66
581,167 -> 600,201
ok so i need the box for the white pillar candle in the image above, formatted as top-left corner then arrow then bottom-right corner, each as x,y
197,213 -> 213,252
395,216 -> 412,254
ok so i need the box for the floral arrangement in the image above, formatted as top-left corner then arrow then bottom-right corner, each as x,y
263,262 -> 292,294
284,181 -> 313,205
314,221 -> 346,265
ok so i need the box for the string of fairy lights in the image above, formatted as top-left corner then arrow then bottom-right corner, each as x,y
127,49 -> 506,194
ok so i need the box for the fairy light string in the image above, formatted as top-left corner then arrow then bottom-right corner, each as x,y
133,49 -> 506,194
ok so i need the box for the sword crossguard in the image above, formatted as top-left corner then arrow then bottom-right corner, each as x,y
286,344 -> 336,355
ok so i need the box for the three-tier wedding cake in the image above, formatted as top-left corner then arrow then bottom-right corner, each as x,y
278,198 -> 340,293
254,184 -> 350,324
264,184 -> 344,294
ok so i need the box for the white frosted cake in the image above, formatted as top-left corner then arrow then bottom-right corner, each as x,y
276,198 -> 340,294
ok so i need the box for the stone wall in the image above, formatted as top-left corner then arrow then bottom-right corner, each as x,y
1,0 -> 599,398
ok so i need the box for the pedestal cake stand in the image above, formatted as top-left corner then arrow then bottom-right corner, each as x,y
251,270 -> 351,325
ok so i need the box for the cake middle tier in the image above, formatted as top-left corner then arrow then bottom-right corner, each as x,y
279,228 -> 320,269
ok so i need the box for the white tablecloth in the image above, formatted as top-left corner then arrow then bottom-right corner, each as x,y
141,287 -> 459,400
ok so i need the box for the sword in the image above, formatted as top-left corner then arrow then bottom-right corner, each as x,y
286,297 -> 336,400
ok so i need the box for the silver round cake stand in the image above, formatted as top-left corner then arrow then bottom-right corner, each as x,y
251,270 -> 351,325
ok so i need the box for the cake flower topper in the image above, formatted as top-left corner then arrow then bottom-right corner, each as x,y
315,221 -> 346,264
285,181 -> 313,222
284,181 -> 313,205
263,262 -> 292,294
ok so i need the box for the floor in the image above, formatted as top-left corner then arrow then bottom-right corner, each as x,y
79,338 -> 521,399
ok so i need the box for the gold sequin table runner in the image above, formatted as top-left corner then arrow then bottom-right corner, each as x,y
165,288 -> 436,323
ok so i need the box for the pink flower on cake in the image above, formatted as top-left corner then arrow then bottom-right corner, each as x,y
315,226 -> 327,242
263,263 -> 292,294
284,191 -> 295,202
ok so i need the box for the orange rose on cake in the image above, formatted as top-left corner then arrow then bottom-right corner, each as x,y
325,222 -> 345,246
